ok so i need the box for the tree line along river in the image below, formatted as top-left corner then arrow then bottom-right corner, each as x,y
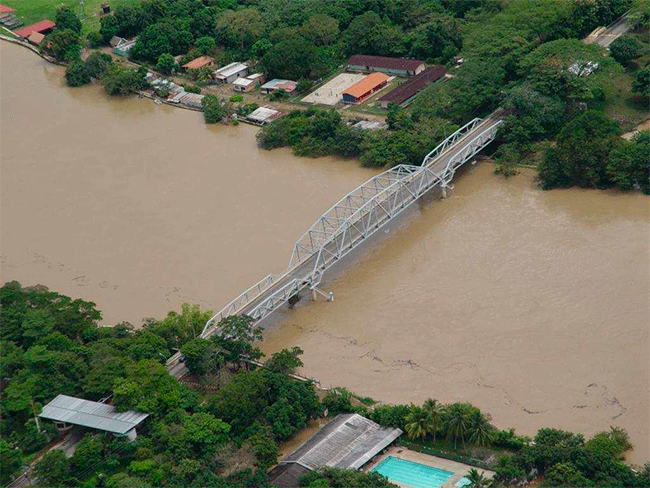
1,41 -> 648,463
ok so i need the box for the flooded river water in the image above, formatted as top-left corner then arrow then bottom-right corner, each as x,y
2,42 -> 648,463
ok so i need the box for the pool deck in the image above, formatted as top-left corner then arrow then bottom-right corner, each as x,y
362,446 -> 494,488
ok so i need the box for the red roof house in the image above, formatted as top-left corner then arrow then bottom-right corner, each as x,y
0,4 -> 16,14
27,31 -> 45,46
14,19 -> 56,38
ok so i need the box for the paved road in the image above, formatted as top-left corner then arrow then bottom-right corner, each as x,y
584,15 -> 631,47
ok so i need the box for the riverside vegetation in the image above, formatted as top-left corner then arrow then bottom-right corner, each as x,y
26,0 -> 645,193
1,282 -> 649,487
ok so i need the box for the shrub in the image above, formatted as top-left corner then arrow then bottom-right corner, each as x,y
609,34 -> 643,65
86,31 -> 103,48
103,65 -> 148,96
182,83 -> 202,94
229,94 -> 243,103
65,62 -> 90,87
202,94 -> 226,123
156,53 -> 177,75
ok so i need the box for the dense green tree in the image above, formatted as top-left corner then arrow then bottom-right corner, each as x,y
84,51 -> 113,79
538,110 -> 620,189
407,16 -> 462,62
262,36 -> 320,80
544,462 -> 591,487
34,449 -> 70,487
216,8 -> 265,50
301,14 -> 339,45
181,412 -> 230,456
180,337 -> 223,376
606,130 -> 650,193
321,388 -> 355,415
44,29 -> 82,62
100,15 -> 120,43
300,467 -> 398,487
443,402 -> 473,449
0,439 -> 22,485
202,94 -> 226,124
632,65 -> 650,98
609,34 -> 643,65
404,407 -> 429,440
56,6 -> 82,33
265,346 -> 304,374
195,36 -> 217,56
102,65 -> 148,96
113,4 -> 146,38
130,20 -> 193,62
423,398 -> 444,442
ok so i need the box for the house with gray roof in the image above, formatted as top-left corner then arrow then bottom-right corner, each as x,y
268,413 -> 402,487
39,395 -> 148,441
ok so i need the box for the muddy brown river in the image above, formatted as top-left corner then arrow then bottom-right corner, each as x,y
1,42 -> 648,463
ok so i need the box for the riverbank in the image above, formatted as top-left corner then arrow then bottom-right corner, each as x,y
2,38 -> 648,465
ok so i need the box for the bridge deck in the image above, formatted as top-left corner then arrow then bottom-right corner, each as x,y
168,111 -> 503,377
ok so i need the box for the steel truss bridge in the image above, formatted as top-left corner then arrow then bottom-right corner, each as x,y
167,111 -> 503,376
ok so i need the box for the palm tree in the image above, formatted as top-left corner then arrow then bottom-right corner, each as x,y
404,408 -> 429,441
468,411 -> 495,447
444,403 -> 473,450
423,398 -> 444,442
466,468 -> 490,488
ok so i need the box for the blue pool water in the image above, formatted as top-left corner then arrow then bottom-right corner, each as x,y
372,456 -> 454,488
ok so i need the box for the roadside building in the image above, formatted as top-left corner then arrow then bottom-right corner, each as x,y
182,56 -> 214,71
268,413 -> 402,488
0,4 -> 22,30
0,4 -> 15,14
246,106 -> 282,125
378,66 -> 446,108
260,79 -> 297,95
347,54 -> 425,77
26,31 -> 45,47
214,62 -> 248,84
341,72 -> 390,104
39,395 -> 148,442
14,19 -> 56,39
232,73 -> 264,92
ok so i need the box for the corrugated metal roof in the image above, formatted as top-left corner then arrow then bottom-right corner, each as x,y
39,395 -> 148,434
215,62 -> 248,78
261,79 -> 297,91
280,414 -> 402,470
342,72 -> 389,99
347,55 -> 424,72
378,66 -> 446,105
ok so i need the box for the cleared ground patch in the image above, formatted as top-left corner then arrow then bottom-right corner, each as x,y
301,72 -> 365,106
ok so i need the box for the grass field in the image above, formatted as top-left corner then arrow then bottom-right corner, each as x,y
3,0 -> 138,33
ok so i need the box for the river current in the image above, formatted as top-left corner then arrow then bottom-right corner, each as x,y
1,42 -> 648,463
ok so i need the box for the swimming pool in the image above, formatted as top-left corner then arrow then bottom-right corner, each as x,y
371,456 -> 454,488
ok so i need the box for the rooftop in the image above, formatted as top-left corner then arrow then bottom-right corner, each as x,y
27,31 -> 45,45
347,54 -> 424,72
39,395 -> 148,435
281,413 -> 402,470
0,4 -> 16,13
378,66 -> 446,105
14,19 -> 55,38
247,106 -> 282,124
261,79 -> 297,91
215,62 -> 248,78
342,72 -> 390,99
183,56 -> 213,70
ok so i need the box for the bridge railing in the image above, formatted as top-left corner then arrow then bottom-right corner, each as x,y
247,278 -> 300,322
431,119 -> 503,184
422,118 -> 482,166
201,273 -> 276,337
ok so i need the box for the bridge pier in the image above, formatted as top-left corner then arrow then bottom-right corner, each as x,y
441,185 -> 448,199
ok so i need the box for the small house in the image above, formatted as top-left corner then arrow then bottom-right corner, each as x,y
346,54 -> 425,77
27,31 -> 45,46
260,79 -> 297,95
247,106 -> 282,125
214,62 -> 248,84
113,38 -> 136,56
182,56 -> 214,71
341,72 -> 389,104
232,73 -> 265,92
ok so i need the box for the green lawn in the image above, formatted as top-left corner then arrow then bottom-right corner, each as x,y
3,0 -> 138,34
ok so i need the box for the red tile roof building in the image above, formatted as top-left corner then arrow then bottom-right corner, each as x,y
378,66 -> 446,107
182,56 -> 214,70
0,4 -> 16,14
27,31 -> 45,46
341,72 -> 390,104
14,19 -> 56,38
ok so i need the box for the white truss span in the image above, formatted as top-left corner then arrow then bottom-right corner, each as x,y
198,111 -> 504,340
